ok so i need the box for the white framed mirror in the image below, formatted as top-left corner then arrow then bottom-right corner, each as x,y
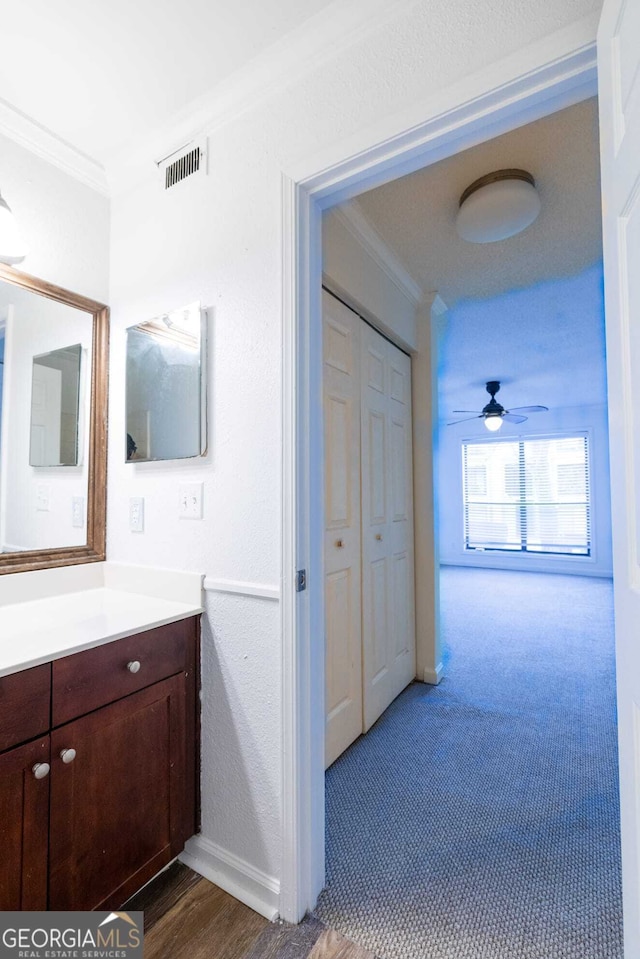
125,302 -> 207,463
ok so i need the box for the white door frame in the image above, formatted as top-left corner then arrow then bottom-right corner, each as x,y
280,21 -> 599,924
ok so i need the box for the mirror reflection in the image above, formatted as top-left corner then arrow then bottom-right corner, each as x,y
30,344 -> 82,467
0,281 -> 93,553
126,302 -> 206,462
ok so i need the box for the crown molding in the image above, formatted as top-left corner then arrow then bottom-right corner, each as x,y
106,0 -> 419,195
0,98 -> 109,196
331,199 -> 424,306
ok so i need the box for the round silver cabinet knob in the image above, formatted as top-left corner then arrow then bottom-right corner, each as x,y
32,762 -> 50,780
127,660 -> 141,674
60,748 -> 76,764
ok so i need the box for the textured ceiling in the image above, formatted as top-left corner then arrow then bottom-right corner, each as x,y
348,97 -> 606,417
355,98 -> 603,306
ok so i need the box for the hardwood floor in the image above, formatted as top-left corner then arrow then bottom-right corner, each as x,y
125,862 -> 376,958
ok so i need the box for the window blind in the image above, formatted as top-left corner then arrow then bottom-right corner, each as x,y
462,435 -> 591,556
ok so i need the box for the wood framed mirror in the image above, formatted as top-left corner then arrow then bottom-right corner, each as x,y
0,263 -> 108,574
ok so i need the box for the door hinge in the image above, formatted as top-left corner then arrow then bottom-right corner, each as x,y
296,569 -> 307,592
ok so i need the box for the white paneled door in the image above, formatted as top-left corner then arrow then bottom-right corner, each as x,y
30,364 -> 62,466
323,292 -> 363,768
323,291 -> 416,767
598,0 -> 640,952
360,322 -> 415,732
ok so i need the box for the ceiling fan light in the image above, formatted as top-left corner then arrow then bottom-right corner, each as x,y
484,415 -> 503,432
456,170 -> 540,244
0,191 -> 27,265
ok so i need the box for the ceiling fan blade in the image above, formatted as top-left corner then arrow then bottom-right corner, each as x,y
503,413 -> 528,424
507,405 -> 549,413
452,410 -> 482,414
447,415 -> 483,426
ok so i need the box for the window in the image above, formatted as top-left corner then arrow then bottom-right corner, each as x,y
462,435 -> 591,556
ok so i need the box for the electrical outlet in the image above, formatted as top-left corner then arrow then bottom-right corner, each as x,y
72,496 -> 85,528
179,483 -> 203,520
129,497 -> 144,532
36,485 -> 50,511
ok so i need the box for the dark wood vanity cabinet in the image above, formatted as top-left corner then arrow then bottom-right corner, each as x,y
0,616 -> 199,912
0,736 -> 50,909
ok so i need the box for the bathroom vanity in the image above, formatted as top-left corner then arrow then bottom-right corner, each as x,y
0,564 -> 203,912
0,263 -> 205,912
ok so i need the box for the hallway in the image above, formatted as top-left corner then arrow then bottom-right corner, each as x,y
314,568 -> 622,959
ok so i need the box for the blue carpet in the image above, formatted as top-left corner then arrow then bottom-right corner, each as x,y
314,568 -> 623,959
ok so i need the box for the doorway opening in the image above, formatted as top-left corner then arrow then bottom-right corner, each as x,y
307,94 -> 619,959
279,30 -> 607,935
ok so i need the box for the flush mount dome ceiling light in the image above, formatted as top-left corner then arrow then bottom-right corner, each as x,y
0,188 -> 27,265
456,169 -> 541,244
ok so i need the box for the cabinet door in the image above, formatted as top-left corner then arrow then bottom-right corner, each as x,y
0,736 -> 50,910
49,675 -> 189,911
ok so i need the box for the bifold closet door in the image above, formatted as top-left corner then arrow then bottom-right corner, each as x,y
323,292 -> 363,768
360,322 -> 415,732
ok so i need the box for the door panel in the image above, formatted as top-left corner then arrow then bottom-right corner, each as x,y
369,556 -> 389,680
390,364 -> 407,404
30,364 -> 62,466
323,292 -> 363,768
393,551 -> 410,657
368,410 -> 387,524
367,348 -> 385,393
361,323 -> 415,731
326,569 -> 355,716
326,394 -> 352,529
391,419 -> 408,520
598,0 -> 640,950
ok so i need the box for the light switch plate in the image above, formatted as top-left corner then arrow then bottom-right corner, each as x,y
129,497 -> 144,532
179,483 -> 203,520
36,484 -> 50,511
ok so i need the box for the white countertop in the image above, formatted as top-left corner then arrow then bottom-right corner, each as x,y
0,563 -> 204,678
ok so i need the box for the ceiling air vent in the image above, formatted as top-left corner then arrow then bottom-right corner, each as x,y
157,138 -> 207,190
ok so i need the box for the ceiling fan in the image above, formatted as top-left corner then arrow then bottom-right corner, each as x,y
448,380 -> 548,431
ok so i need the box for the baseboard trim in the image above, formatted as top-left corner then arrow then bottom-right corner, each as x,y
180,835 -> 280,921
423,663 -> 444,685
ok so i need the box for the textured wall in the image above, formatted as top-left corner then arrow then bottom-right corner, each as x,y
106,0 -> 603,894
321,209 -> 418,350
0,133 -> 109,302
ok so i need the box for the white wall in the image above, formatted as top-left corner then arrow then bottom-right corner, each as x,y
322,207 -> 418,350
105,0 -> 603,909
0,132 -> 109,302
437,269 -> 611,577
